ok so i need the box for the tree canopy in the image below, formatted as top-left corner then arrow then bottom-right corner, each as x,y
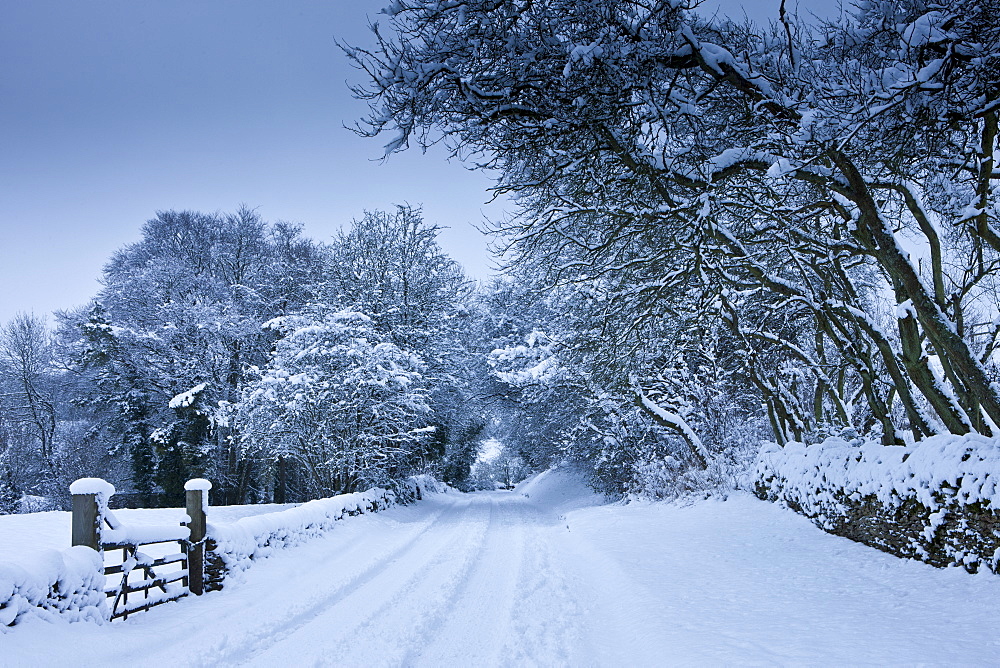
346,0 -> 1000,453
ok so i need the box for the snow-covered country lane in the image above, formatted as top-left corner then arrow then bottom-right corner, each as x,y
5,471 -> 1000,667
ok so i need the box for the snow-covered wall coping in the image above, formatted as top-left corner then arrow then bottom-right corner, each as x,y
208,488 -> 392,577
755,434 -> 1000,572
756,433 -> 1000,511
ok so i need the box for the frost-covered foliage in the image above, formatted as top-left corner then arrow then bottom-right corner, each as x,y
349,0 -> 1000,455
324,206 -> 471,355
0,463 -> 19,515
321,206 -> 489,490
0,313 -> 61,505
235,310 -> 433,497
628,438 -> 761,502
56,207 -> 329,506
756,434 -> 1000,572
0,546 -> 106,629
0,311 -> 133,512
20,205 -> 484,508
481,275 -> 767,498
466,440 -> 532,490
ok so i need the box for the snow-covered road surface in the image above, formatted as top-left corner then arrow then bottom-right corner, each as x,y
5,470 -> 999,666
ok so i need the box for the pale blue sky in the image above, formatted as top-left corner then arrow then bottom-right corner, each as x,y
0,0 -> 824,325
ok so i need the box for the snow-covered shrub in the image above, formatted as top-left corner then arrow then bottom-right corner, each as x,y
625,427 -> 759,502
394,474 -> 452,502
755,434 -> 1000,573
16,495 -> 59,513
0,546 -> 107,629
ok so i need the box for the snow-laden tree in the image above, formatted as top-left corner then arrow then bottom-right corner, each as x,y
325,205 -> 470,349
348,0 -> 1000,446
0,311 -> 131,508
235,310 -> 434,497
65,304 -> 161,504
49,205 -> 493,504
0,461 -> 18,514
323,206 -> 488,485
0,313 -> 56,470
60,208 -> 329,505
483,273 -> 762,495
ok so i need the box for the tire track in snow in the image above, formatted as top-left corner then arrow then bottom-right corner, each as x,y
179,496 -> 466,667
399,495 -> 516,665
236,494 -> 495,666
317,494 -> 500,667
501,500 -> 590,667
403,494 -> 528,667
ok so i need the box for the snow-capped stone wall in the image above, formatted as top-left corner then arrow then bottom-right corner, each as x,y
0,546 -> 107,628
204,476 -> 448,590
754,434 -> 1000,573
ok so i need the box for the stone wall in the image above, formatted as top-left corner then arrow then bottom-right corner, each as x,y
755,435 -> 1000,573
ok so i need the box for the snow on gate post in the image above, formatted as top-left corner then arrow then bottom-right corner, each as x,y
184,478 -> 212,596
70,478 -> 115,551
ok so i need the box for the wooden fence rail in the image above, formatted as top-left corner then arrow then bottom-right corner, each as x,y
70,478 -> 211,621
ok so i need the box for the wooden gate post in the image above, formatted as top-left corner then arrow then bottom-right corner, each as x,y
69,478 -> 113,551
71,493 -> 100,550
184,479 -> 212,596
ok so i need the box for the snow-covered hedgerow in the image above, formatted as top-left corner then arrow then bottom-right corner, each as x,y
205,476 -> 448,589
394,474 -> 451,503
0,546 -> 107,629
755,434 -> 1000,573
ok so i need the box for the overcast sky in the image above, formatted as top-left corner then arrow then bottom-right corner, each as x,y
0,0 -> 826,325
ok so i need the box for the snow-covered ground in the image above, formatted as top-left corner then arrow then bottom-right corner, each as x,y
3,469 -> 999,665
0,503 -> 298,564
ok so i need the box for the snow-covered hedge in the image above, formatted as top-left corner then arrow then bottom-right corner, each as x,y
397,474 -> 450,502
205,475 -> 447,589
755,434 -> 1000,573
0,546 -> 107,629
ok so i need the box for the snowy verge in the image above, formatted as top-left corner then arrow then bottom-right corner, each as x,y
205,475 -> 447,589
755,433 -> 1000,572
0,546 -> 107,630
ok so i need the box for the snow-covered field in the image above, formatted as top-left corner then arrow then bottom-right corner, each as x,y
0,503 -> 298,564
3,470 -> 999,665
